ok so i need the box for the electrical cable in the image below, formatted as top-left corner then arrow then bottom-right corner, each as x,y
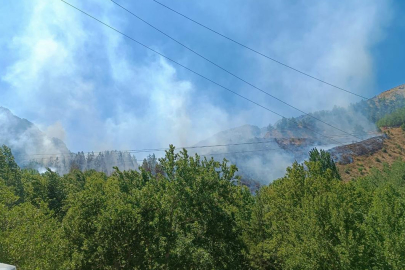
16,129 -> 380,161
18,147 -> 291,163
60,0 -> 344,145
150,0 -> 369,100
110,0 -> 362,141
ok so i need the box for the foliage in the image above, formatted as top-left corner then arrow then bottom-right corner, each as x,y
246,153 -> 405,269
0,145 -> 250,269
308,148 -> 341,179
352,94 -> 405,123
377,107 -> 405,128
2,144 -> 405,269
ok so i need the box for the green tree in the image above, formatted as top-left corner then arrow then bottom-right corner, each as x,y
62,146 -> 251,269
308,148 -> 340,180
0,198 -> 68,269
0,146 -> 23,200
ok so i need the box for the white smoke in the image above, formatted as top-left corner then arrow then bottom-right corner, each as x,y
0,0 -> 394,181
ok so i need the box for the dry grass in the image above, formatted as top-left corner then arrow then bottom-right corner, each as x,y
375,84 -> 405,101
338,127 -> 405,181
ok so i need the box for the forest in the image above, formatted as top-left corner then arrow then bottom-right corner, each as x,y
1,143 -> 405,270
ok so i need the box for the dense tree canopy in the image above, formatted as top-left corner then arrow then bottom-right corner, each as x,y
1,144 -> 405,269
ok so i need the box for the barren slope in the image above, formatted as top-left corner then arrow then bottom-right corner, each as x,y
337,127 -> 405,181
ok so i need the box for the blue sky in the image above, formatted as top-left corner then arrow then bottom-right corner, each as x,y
0,0 -> 404,154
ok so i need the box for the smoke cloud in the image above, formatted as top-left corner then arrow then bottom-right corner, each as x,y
0,0 -> 394,181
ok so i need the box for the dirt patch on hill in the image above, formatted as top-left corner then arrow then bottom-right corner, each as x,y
375,84 -> 405,100
275,138 -> 315,150
337,127 -> 405,181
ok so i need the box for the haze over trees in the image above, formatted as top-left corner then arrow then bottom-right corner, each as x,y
3,86 -> 405,185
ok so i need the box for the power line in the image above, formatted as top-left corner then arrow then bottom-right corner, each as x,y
110,0 -> 361,141
16,139 -> 278,158
16,129 -> 379,160
129,131 -> 376,154
60,0 -> 343,145
17,130 -> 381,165
150,0 -> 369,100
200,148 -> 279,156
17,147 -> 290,163
129,140 -> 278,153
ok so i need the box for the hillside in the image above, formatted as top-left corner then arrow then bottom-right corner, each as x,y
336,127 -> 405,181
2,84 -> 405,181
194,84 -> 405,183
0,107 -> 70,162
0,107 -> 139,174
329,87 -> 405,182
375,84 -> 405,100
